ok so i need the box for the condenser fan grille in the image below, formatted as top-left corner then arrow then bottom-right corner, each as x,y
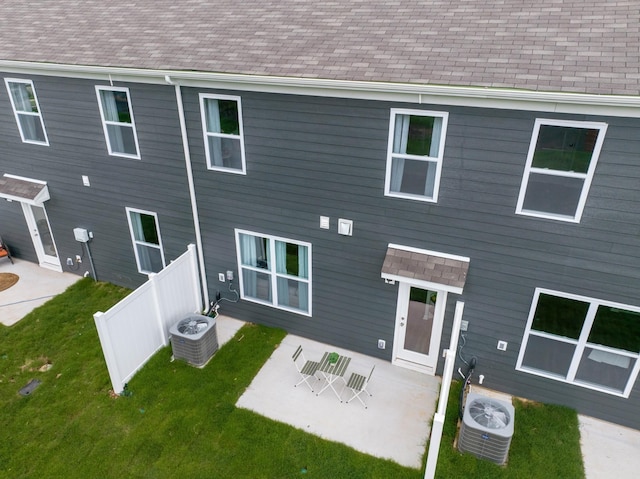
177,318 -> 209,335
467,398 -> 511,429
458,392 -> 515,465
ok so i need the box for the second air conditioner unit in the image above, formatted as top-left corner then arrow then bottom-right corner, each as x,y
458,392 -> 515,465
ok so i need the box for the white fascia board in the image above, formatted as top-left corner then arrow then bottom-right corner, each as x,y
2,60 -> 640,118
380,272 -> 464,294
387,243 -> 470,264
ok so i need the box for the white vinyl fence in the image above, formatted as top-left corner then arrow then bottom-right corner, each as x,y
94,244 -> 203,394
424,301 -> 465,479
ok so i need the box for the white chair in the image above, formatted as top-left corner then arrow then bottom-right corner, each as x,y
342,365 -> 375,408
292,346 -> 324,392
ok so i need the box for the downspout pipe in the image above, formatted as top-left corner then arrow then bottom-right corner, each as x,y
170,77 -> 209,309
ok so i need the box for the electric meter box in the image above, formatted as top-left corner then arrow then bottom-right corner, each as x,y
73,228 -> 89,243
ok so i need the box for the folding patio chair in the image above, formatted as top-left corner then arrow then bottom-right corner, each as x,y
342,365 -> 375,408
0,236 -> 13,264
292,345 -> 323,392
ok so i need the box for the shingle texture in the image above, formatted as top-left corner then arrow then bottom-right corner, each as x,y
382,247 -> 468,290
0,176 -> 46,202
0,1 -> 638,95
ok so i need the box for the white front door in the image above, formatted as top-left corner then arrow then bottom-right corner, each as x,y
392,282 -> 447,375
21,203 -> 61,271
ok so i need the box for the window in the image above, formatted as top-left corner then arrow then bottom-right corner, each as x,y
4,78 -> 49,145
199,94 -> 246,173
384,109 -> 448,202
516,288 -> 640,397
126,208 -> 165,274
96,86 -> 140,158
235,229 -> 311,315
516,119 -> 607,222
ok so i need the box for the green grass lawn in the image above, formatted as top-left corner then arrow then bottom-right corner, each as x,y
435,381 -> 585,479
0,279 -> 585,478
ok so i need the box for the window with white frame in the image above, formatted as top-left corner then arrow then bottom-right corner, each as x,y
516,119 -> 607,222
96,86 -> 140,158
126,208 -> 165,274
4,78 -> 49,145
200,94 -> 246,173
516,288 -> 640,397
235,229 -> 311,315
384,109 -> 448,202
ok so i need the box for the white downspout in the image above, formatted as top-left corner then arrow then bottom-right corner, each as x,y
170,78 -> 209,309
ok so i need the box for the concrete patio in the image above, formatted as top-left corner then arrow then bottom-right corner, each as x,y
0,258 -> 80,326
3,258 -> 640,477
236,333 -> 440,469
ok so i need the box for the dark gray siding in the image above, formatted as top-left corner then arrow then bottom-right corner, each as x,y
0,73 -> 195,288
2,71 -> 639,429
183,87 -> 640,429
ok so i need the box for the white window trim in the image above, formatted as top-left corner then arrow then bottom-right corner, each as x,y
515,118 -> 608,223
516,288 -> 640,398
234,228 -> 312,316
4,78 -> 49,146
199,93 -> 246,174
125,207 -> 166,274
384,108 -> 449,203
95,86 -> 141,159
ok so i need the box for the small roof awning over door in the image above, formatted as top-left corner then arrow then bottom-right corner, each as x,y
381,243 -> 470,294
0,174 -> 50,205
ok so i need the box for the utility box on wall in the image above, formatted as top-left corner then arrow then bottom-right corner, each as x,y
73,228 -> 89,242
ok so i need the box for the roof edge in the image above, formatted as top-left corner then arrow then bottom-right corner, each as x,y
1,60 -> 639,117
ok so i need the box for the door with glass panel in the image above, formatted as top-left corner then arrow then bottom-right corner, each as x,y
393,283 -> 446,374
21,203 -> 61,271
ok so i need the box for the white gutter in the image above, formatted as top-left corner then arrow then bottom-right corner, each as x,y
1,60 -> 640,117
171,79 -> 209,309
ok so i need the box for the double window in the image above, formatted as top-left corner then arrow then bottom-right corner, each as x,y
126,208 -> 165,274
96,86 -> 140,158
4,78 -> 49,145
235,229 -> 311,315
384,109 -> 448,202
516,289 -> 640,397
200,94 -> 246,173
516,119 -> 607,222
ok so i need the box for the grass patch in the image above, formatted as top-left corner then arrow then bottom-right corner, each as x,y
0,279 -> 585,478
434,381 -> 585,479
0,279 -> 417,478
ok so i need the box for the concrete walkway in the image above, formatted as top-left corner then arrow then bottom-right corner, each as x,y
580,415 -> 640,479
0,258 -> 80,326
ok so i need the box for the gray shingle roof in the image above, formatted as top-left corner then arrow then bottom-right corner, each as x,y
382,247 -> 469,290
0,0 -> 638,96
0,175 -> 49,203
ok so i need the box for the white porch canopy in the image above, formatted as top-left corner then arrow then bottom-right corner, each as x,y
0,173 -> 50,205
381,243 -> 470,294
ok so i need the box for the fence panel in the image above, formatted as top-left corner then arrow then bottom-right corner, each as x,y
94,244 -> 202,394
151,243 -> 202,336
424,301 -> 465,479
